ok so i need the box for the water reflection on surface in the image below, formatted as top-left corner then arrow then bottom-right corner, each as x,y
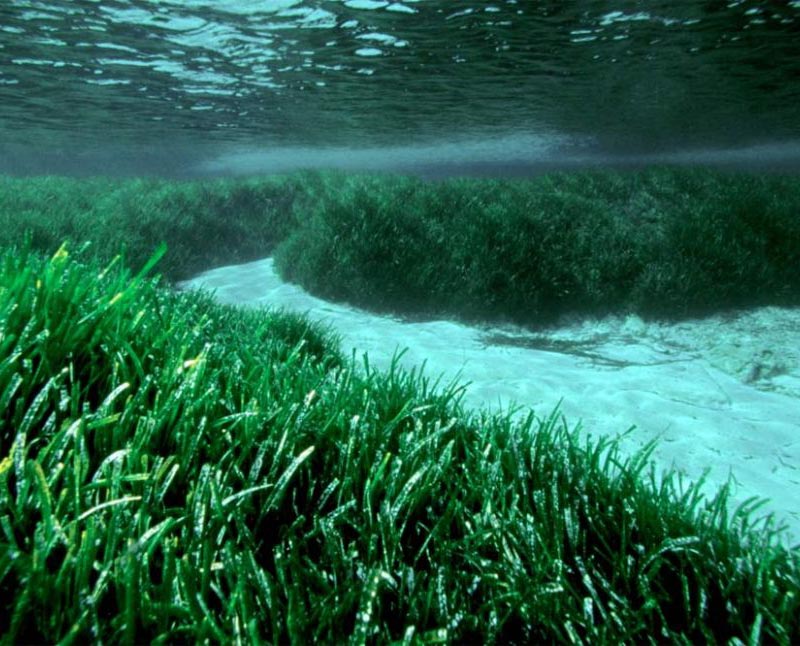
1,0 -> 798,163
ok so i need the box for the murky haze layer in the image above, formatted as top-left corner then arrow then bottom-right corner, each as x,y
2,1 -> 799,175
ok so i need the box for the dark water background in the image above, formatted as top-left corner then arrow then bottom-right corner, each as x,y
1,0 -> 799,177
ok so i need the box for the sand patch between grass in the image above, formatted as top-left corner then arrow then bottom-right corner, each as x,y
181,257 -> 800,543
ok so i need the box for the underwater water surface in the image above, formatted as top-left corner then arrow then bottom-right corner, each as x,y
1,0 -> 799,174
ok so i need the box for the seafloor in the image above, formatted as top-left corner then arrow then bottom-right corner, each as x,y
183,257 -> 800,543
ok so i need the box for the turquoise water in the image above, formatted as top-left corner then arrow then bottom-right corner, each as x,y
1,1 -> 799,174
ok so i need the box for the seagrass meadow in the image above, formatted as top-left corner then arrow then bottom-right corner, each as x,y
1,168 -> 800,643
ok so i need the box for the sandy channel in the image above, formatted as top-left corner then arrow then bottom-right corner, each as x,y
181,258 -> 800,544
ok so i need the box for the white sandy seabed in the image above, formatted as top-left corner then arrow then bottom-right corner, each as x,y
181,258 -> 800,545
